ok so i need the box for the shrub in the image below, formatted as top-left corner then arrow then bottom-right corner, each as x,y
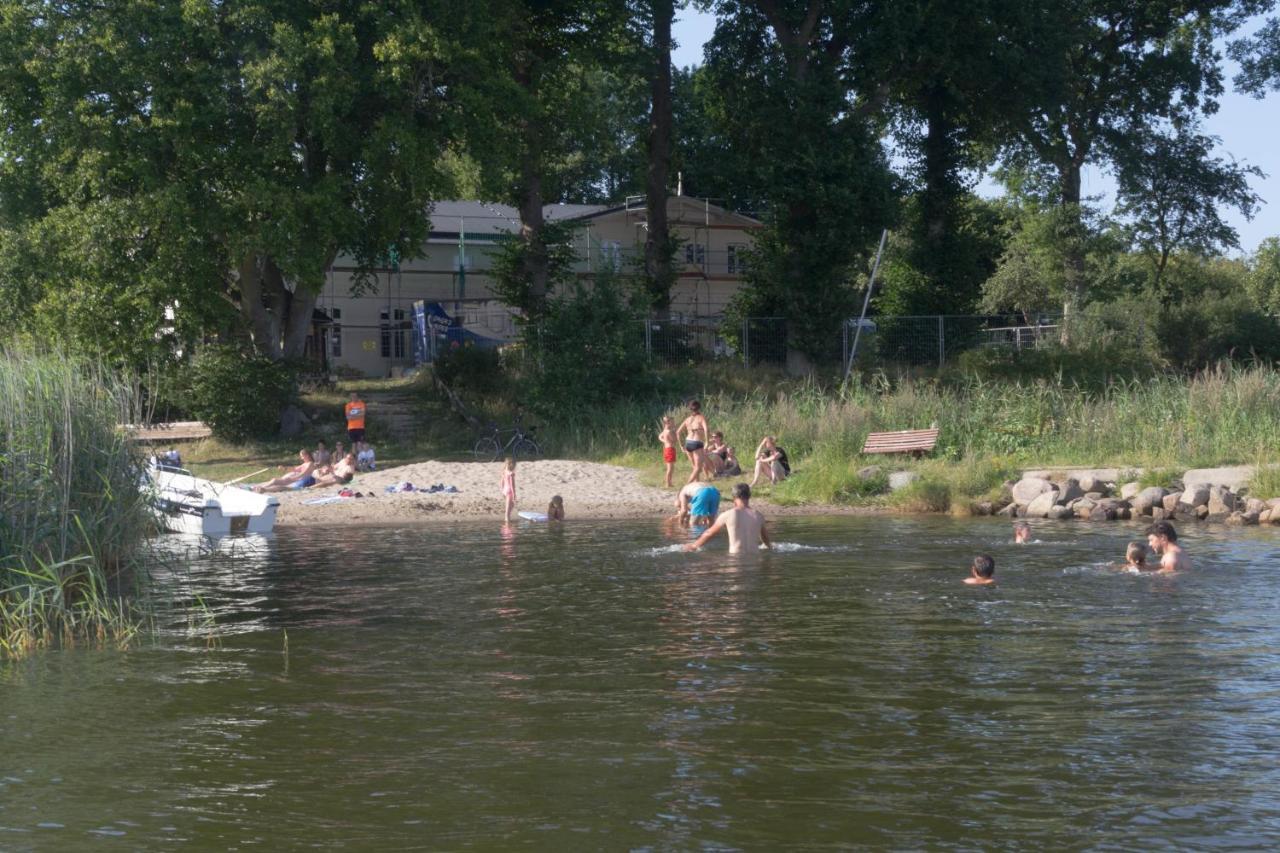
187,345 -> 297,441
433,341 -> 504,395
1154,292 -> 1280,370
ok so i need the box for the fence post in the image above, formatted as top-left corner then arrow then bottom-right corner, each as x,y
938,316 -> 945,367
644,319 -> 652,358
743,318 -> 750,366
842,320 -> 849,376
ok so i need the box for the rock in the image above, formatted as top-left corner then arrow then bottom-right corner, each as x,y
1012,477 -> 1054,507
856,465 -> 883,481
1162,492 -> 1183,513
1084,491 -> 1104,501
975,501 -> 994,516
1246,497 -> 1266,516
888,471 -> 919,491
1132,487 -> 1167,516
1261,508 -> 1272,524
278,404 -> 311,437
1052,478 -> 1084,505
1195,505 -> 1210,520
1090,505 -> 1117,522
1026,491 -> 1059,518
1073,497 -> 1097,518
1047,505 -> 1074,520
1120,481 -> 1143,500
1268,497 -> 1280,509
1119,506 -> 1132,520
996,502 -> 1019,517
1180,486 -> 1211,509
1183,466 -> 1256,493
1225,511 -> 1246,526
1207,486 -> 1236,516
1243,510 -> 1262,525
1151,506 -> 1168,521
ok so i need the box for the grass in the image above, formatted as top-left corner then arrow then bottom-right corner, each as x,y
0,350 -> 152,657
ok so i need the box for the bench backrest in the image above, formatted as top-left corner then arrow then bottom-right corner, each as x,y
861,427 -> 940,455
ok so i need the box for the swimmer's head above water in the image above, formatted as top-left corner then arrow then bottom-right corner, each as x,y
1013,521 -> 1031,543
965,554 -> 996,585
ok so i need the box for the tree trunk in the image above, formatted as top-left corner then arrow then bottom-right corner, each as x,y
514,60 -> 549,312
236,251 -> 318,361
915,82 -> 964,313
643,0 -> 675,317
1059,163 -> 1086,345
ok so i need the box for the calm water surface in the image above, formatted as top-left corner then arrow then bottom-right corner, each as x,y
3,516 -> 1280,849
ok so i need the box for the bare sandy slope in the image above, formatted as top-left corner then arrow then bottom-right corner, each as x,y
271,459 -> 862,526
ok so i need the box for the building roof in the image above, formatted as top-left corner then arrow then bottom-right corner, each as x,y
428,200 -> 609,239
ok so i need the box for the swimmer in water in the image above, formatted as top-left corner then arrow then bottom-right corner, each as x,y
1122,541 -> 1149,572
684,483 -> 770,554
1146,521 -> 1190,572
964,554 -> 996,585
1013,521 -> 1031,544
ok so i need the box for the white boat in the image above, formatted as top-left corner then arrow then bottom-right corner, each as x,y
147,465 -> 279,536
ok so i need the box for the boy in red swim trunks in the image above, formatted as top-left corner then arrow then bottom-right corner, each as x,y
658,416 -> 678,487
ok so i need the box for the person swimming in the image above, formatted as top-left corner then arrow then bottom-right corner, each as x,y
1013,521 -> 1031,544
965,554 -> 996,585
1146,521 -> 1190,572
684,483 -> 770,554
1122,541 -> 1149,572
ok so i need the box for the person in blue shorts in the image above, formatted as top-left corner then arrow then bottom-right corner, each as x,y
689,484 -> 721,527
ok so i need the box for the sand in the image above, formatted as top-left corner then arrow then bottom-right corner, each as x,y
270,459 -> 858,526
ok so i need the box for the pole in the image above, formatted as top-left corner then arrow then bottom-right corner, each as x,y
938,316 -> 945,366
742,317 -> 750,366
842,229 -> 889,385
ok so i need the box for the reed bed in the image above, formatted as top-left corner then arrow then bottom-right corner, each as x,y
533,363 -> 1280,509
0,350 -> 151,657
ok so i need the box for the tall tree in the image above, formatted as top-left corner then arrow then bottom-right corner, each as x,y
0,0 -> 470,365
1001,0 -> 1254,335
637,0 -> 683,315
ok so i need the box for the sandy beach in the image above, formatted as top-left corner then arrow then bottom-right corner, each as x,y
271,459 -> 861,526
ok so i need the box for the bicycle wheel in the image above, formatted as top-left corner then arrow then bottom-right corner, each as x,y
473,436 -> 501,462
512,437 -> 541,460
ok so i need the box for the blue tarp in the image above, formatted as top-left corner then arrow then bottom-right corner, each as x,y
412,301 -> 506,365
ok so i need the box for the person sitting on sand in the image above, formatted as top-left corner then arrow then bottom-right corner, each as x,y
1013,521 -> 1031,544
356,442 -> 376,472
254,450 -> 317,492
965,554 -> 996,585
1146,521 -> 1190,572
749,436 -> 790,487
314,440 -> 331,467
310,452 -> 357,488
1122,541 -> 1149,572
706,432 -> 742,478
547,495 -> 565,521
658,417 -> 678,488
684,483 -> 770,554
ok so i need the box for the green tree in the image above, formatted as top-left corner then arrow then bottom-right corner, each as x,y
0,0 -> 470,368
1113,123 -> 1262,297
1246,236 -> 1280,313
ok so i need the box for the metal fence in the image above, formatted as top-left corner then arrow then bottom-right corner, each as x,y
640,315 -> 1063,372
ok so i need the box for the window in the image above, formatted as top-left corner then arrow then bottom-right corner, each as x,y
684,243 -> 706,267
727,244 -> 749,275
602,240 -> 623,271
330,308 -> 342,357
381,309 -> 407,359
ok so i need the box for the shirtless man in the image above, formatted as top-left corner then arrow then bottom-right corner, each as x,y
1146,521 -> 1191,572
253,450 -> 316,492
311,452 -> 357,488
684,483 -> 771,554
677,400 -> 710,484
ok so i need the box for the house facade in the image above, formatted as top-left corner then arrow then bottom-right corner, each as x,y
317,196 -> 761,376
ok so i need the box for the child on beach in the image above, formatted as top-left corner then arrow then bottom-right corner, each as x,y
501,458 -> 517,522
547,495 -> 565,521
1013,521 -> 1031,544
1122,541 -> 1149,572
658,417 -> 678,487
1146,521 -> 1190,572
965,554 -> 997,585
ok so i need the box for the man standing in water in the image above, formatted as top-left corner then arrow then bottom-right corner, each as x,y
677,400 -> 710,484
684,483 -> 771,554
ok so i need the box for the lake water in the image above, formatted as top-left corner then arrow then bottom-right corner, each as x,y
3,516 -> 1280,848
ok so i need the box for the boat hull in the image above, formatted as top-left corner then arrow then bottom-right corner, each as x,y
149,468 -> 279,536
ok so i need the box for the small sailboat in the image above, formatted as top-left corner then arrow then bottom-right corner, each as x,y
147,463 -> 279,536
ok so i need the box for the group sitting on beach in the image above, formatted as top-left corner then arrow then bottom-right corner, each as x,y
253,441 -> 359,492
663,400 -> 788,489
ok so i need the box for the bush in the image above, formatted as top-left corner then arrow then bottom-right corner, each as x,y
187,345 -> 297,441
433,341 -> 504,395
1154,292 -> 1280,370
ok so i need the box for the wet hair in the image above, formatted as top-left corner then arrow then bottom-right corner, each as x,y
1013,521 -> 1030,535
1145,521 -> 1177,542
972,554 -> 995,578
1126,541 -> 1147,565
548,495 -> 563,510
689,399 -> 701,413
732,482 -> 751,502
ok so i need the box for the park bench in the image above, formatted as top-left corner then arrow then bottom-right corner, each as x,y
861,427 -> 940,458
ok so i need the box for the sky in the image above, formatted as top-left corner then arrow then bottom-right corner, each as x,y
671,9 -> 1280,255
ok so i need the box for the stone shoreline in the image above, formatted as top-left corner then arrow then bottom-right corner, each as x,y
974,466 -> 1279,526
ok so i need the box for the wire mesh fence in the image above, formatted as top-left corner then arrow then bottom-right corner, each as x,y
639,315 -> 1063,372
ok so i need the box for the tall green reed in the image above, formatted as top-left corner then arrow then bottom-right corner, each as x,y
0,350 -> 151,656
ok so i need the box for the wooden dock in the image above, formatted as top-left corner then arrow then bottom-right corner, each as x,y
122,421 -> 213,442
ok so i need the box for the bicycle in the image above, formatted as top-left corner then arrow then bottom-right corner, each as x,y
473,417 -> 542,462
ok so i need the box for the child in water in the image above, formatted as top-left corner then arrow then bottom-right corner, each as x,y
965,554 -> 997,585
1013,521 -> 1031,544
658,416 -> 678,488
501,458 -> 517,522
1122,541 -> 1148,572
547,495 -> 565,521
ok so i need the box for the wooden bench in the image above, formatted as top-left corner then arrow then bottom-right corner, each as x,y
861,427 -> 939,458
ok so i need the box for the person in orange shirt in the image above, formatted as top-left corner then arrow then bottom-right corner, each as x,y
345,392 -> 367,447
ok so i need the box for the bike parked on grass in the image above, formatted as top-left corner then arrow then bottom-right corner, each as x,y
473,417 -> 541,462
